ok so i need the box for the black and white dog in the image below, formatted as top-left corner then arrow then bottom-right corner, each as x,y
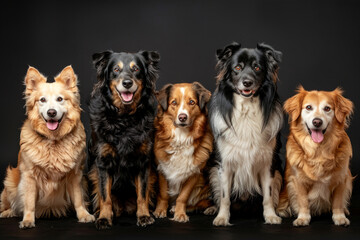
207,43 -> 284,226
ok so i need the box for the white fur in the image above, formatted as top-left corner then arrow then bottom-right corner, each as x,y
157,128 -> 199,197
301,100 -> 334,131
211,94 -> 283,226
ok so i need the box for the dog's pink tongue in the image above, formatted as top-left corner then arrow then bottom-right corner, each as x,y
311,129 -> 324,143
46,121 -> 59,131
121,92 -> 134,102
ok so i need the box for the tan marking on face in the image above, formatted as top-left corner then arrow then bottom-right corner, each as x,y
117,61 -> 124,70
130,61 -> 136,69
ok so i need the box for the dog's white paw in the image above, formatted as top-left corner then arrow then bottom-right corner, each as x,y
78,213 -> 95,223
153,208 -> 167,218
264,214 -> 282,224
293,217 -> 310,227
332,214 -> 350,226
169,205 -> 175,214
19,220 -> 35,229
204,206 -> 218,215
171,212 -> 189,223
213,215 -> 232,226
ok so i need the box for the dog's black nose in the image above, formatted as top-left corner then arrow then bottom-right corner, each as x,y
178,113 -> 188,123
47,109 -> 57,118
243,80 -> 253,88
122,79 -> 133,89
312,118 -> 323,128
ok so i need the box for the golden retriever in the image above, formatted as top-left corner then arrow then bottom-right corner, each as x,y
277,86 -> 354,227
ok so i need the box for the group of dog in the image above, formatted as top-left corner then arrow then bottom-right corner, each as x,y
0,43 -> 354,230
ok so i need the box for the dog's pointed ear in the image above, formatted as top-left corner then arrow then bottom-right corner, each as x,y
192,82 -> 211,112
24,66 -> 46,93
333,88 -> 353,127
157,84 -> 173,111
92,50 -> 113,80
284,86 -> 307,123
55,65 -> 77,89
216,42 -> 241,61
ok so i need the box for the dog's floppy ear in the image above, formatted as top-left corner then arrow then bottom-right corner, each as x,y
54,65 -> 77,89
92,50 -> 113,80
257,43 -> 282,82
216,42 -> 241,61
284,86 -> 307,123
24,66 -> 46,94
257,43 -> 282,65
140,51 -> 160,89
140,51 -> 160,66
192,82 -> 211,112
157,84 -> 173,111
332,88 -> 353,128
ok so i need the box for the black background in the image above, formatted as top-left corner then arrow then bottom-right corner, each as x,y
1,0 -> 360,239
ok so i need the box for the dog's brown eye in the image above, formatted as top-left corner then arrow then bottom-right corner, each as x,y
171,100 -> 176,106
254,66 -> 260,72
306,105 -> 312,110
189,100 -> 195,105
40,97 -> 46,103
114,67 -> 120,73
324,106 -> 331,112
57,97 -> 63,102
235,65 -> 242,71
133,66 -> 139,72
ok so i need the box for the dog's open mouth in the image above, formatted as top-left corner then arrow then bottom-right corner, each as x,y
44,116 -> 63,131
306,124 -> 327,143
240,89 -> 255,97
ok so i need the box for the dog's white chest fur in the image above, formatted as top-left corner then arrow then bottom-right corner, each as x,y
214,95 -> 279,195
158,128 -> 199,196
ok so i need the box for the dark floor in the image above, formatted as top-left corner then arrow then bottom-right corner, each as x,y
1,194 -> 360,240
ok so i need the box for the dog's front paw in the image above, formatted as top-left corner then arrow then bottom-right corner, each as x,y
171,212 -> 189,223
153,208 -> 167,218
213,215 -> 232,227
95,218 -> 112,230
264,214 -> 282,224
137,215 -> 155,227
19,220 -> 35,229
293,217 -> 310,227
78,213 -> 96,223
332,214 -> 350,226
204,206 -> 218,215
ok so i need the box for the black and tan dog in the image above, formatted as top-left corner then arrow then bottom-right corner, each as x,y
88,50 -> 160,229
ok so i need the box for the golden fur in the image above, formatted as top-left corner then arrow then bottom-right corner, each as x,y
153,83 -> 213,222
0,66 -> 94,228
277,86 -> 354,226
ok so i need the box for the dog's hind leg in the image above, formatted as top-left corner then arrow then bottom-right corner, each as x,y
260,166 -> 282,224
213,165 -> 233,226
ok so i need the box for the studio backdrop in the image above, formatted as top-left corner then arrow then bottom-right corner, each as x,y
0,0 -> 359,195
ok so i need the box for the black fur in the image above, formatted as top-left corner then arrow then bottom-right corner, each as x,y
88,50 -> 160,228
209,42 -> 282,132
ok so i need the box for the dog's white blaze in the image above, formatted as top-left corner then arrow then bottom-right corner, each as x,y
157,128 -> 199,197
175,87 -> 189,124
